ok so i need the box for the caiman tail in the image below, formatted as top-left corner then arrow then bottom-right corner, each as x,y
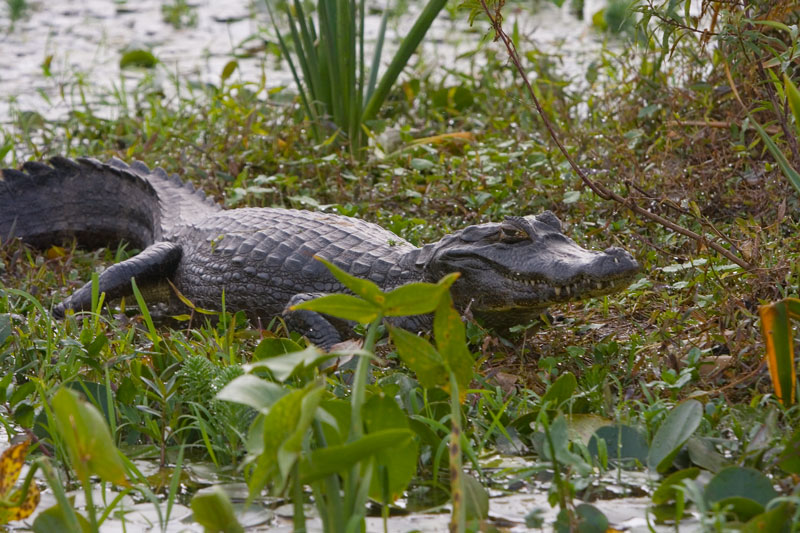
0,156 -> 219,250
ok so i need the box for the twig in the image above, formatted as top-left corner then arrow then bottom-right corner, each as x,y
477,0 -> 753,271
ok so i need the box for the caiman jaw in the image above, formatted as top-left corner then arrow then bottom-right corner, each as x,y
507,271 -> 637,305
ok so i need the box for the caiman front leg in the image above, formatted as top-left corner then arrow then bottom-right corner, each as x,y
282,293 -> 352,349
53,241 -> 182,318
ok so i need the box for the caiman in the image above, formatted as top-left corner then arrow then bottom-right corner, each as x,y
0,157 -> 639,347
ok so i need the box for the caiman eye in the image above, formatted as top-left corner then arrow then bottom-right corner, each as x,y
498,225 -> 528,242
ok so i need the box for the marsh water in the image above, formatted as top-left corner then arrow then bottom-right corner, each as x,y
0,0 -> 704,531
0,0 -> 609,123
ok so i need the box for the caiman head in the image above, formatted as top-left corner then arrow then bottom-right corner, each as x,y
416,212 -> 640,328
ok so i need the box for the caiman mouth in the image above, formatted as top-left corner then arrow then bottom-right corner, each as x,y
506,272 -> 634,299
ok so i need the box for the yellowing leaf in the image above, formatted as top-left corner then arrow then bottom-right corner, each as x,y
0,485 -> 41,523
759,300 -> 798,406
0,439 -> 41,524
0,438 -> 31,496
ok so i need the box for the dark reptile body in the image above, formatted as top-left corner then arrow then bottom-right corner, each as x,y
171,207 -> 423,317
1,157 -> 640,346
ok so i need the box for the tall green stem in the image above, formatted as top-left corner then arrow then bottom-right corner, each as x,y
349,315 -> 381,439
449,372 -> 465,533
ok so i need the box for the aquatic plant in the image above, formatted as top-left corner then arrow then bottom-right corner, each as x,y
265,0 -> 447,157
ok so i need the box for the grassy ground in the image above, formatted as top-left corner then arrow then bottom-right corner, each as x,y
2,1 -> 800,530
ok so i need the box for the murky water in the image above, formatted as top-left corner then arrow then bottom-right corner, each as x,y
0,0 -> 609,124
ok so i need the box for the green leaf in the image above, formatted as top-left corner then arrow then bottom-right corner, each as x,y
363,394 -> 418,503
51,388 -> 130,486
313,257 -> 385,306
742,502 -> 794,533
32,503 -> 90,533
250,382 -> 323,495
574,503 -> 609,532
384,273 -> 459,316
298,429 -> 413,483
462,473 -> 489,520
245,345 -> 338,382
748,113 -> 800,196
777,426 -> 800,475
647,399 -> 703,473
290,293 -> 381,324
220,60 -> 238,82
651,468 -> 700,505
686,437 -> 728,473
785,74 -> 800,138
541,415 -> 592,477
387,326 -> 447,389
253,338 -> 304,359
705,466 -> 778,508
541,372 -> 577,409
588,425 -> 649,465
433,292 -> 474,395
119,49 -> 158,69
0,314 -> 10,346
216,375 -> 287,411
191,486 -> 244,533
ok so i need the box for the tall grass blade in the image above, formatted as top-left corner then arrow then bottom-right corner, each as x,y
748,113 -> 800,195
759,300 -> 798,406
363,0 -> 447,122
366,6 -> 390,103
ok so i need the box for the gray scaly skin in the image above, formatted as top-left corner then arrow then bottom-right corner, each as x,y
0,157 -> 640,347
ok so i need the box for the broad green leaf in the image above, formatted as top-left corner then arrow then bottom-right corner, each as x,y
433,292 -> 474,395
51,388 -> 130,486
540,415 -> 592,477
119,49 -> 158,69
541,372 -> 577,409
588,425 -> 648,465
383,273 -> 459,316
574,503 -> 608,532
705,466 -> 777,508
290,293 -> 380,324
759,300 -> 797,406
253,338 -> 304,359
216,375 -> 287,412
245,345 -> 337,382
709,497 -> 764,521
314,257 -> 385,305
250,382 -> 323,495
298,429 -> 413,483
651,467 -> 700,505
687,436 -> 728,473
191,486 -> 244,533
387,326 -> 447,389
32,503 -> 90,533
462,473 -> 489,520
647,399 -> 703,473
742,502 -> 794,533
364,394 -> 418,502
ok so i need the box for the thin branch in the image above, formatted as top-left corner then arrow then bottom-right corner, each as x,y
477,0 -> 753,271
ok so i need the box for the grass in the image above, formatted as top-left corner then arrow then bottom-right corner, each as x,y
2,0 -> 800,530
